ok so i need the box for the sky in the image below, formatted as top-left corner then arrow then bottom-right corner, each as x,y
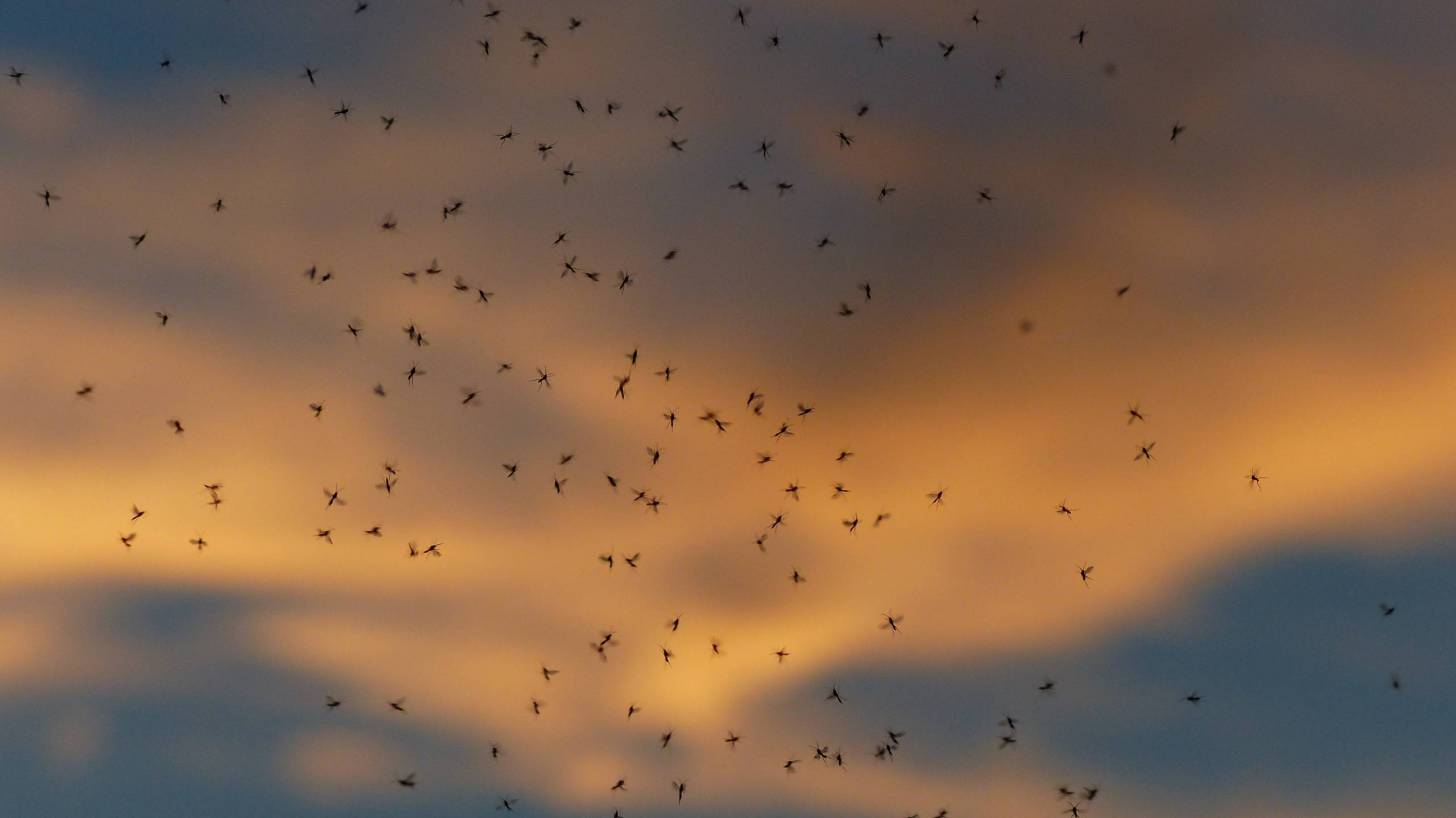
3,1 -> 1455,816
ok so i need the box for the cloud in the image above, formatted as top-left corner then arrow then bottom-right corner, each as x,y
5,0 -> 1456,815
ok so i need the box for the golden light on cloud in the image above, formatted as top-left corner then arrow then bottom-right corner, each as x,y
4,1 -> 1456,817
281,728 -> 403,802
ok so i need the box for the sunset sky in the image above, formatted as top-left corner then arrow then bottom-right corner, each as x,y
3,1 -> 1456,816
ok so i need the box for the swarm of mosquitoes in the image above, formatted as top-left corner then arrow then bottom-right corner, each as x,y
14,2 -> 1408,817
